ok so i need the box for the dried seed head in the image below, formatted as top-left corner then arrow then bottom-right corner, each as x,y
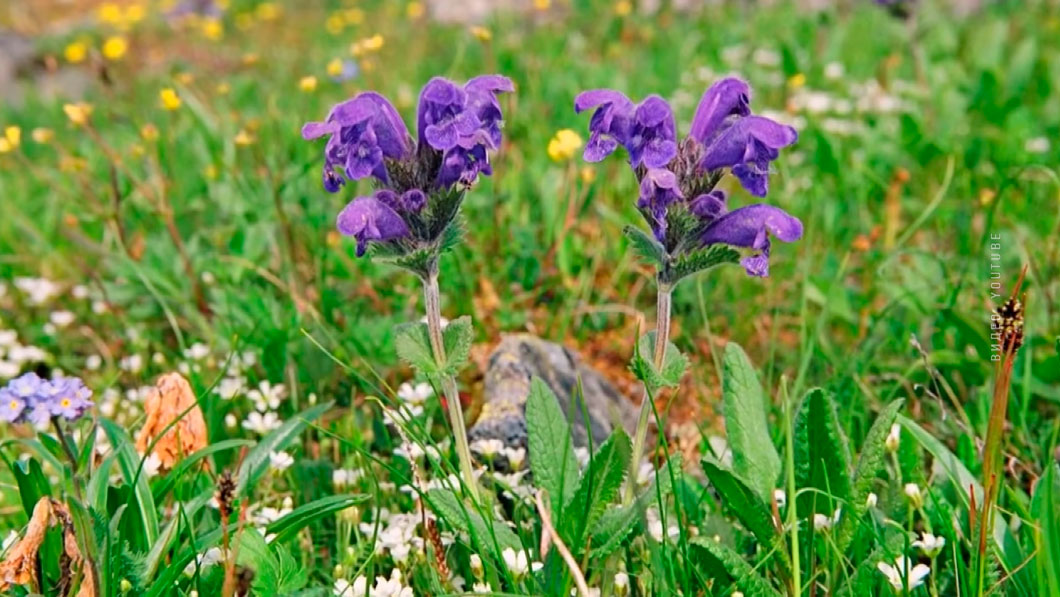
217,469 -> 236,517
993,297 -> 1025,352
135,373 -> 209,471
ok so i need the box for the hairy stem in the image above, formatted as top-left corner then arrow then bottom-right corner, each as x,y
624,279 -> 673,504
422,264 -> 481,502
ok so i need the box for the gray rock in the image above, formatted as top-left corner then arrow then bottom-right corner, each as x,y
469,334 -> 639,470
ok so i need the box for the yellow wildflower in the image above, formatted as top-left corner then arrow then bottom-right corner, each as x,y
351,34 -> 385,56
31,128 -> 54,144
325,14 -> 345,34
614,0 -> 632,16
98,3 -> 123,24
326,58 -> 344,78
533,0 -> 551,9
124,3 -> 145,24
216,82 -> 231,95
407,2 -> 425,18
140,123 -> 159,141
580,166 -> 596,184
63,103 -> 93,126
159,88 -> 182,111
787,73 -> 806,89
64,41 -> 88,64
203,164 -> 218,180
344,8 -> 365,24
4,126 -> 21,149
299,76 -> 318,93
201,18 -> 223,40
470,26 -> 492,42
234,130 -> 255,146
102,36 -> 128,61
547,129 -> 583,162
256,2 -> 280,21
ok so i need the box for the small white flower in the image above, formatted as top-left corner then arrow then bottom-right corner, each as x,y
904,483 -> 924,509
215,377 -> 245,400
49,310 -> 76,328
224,413 -> 238,429
92,300 -> 108,314
824,61 -> 845,80
752,48 -> 780,67
184,343 -> 210,361
72,285 -> 89,299
501,547 -> 542,578
503,446 -> 526,471
471,438 -> 504,461
141,453 -> 162,478
866,492 -> 879,508
0,360 -> 19,379
120,354 -> 143,374
912,532 -> 946,557
397,381 -> 433,405
14,277 -> 61,305
472,582 -> 491,593
0,330 -> 17,347
885,423 -> 901,453
333,468 -> 361,487
242,411 -> 282,434
269,451 -> 294,471
773,489 -> 787,509
183,546 -> 225,576
248,380 -> 286,411
1025,137 -> 1050,154
877,556 -> 930,591
614,572 -> 629,595
470,553 -> 484,578
85,354 -> 103,371
813,513 -> 834,531
334,576 -> 368,596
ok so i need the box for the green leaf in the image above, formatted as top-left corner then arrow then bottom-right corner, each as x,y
564,429 -> 631,548
835,399 -> 903,552
253,543 -> 309,596
394,321 -> 439,376
721,343 -> 781,503
701,458 -> 777,546
100,419 -> 160,546
237,401 -> 332,495
691,536 -> 783,597
152,439 -> 254,500
623,225 -> 666,267
629,330 -> 688,393
441,315 -> 473,373
664,244 -> 740,285
425,488 -> 521,555
793,388 -> 851,516
1031,463 -> 1060,597
526,377 -> 580,521
266,494 -> 368,544
589,503 -> 639,558
11,457 -> 50,517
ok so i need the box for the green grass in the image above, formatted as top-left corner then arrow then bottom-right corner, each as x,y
0,0 -> 1059,595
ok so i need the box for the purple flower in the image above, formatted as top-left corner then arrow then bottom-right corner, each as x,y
689,189 -> 727,220
689,77 -> 751,145
417,78 -> 481,151
574,91 -> 677,167
42,377 -> 94,420
438,142 -> 492,188
0,389 -> 25,423
638,168 -> 684,240
628,96 -> 678,168
574,89 -> 635,162
700,116 -> 798,197
302,92 -> 413,191
9,372 -> 44,398
464,75 -> 515,148
336,196 -> 410,256
701,204 -> 803,277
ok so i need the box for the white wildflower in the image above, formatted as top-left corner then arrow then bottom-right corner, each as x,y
49,310 -> 76,328
215,376 -> 245,400
877,556 -> 930,591
14,277 -> 60,304
1025,137 -> 1050,154
773,489 -> 787,509
501,547 -> 542,578
912,532 -> 946,557
904,483 -> 923,509
120,354 -> 144,374
85,354 -> 103,371
866,492 -> 878,508
141,453 -> 162,478
269,451 -> 294,471
248,380 -> 286,411
242,411 -> 282,434
184,343 -> 210,361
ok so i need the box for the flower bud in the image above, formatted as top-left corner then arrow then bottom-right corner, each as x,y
470,553 -> 484,579
904,483 -> 923,509
885,423 -> 901,453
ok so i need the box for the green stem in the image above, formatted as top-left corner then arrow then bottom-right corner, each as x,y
422,264 -> 481,502
624,279 -> 672,505
52,417 -> 101,597
783,378 -> 801,597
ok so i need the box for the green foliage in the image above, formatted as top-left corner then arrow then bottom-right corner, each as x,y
266,494 -> 369,544
691,535 -> 782,597
1031,463 -> 1060,596
793,388 -> 851,516
701,458 -> 778,547
721,343 -> 781,503
630,330 -> 689,394
394,316 -> 473,378
562,429 -> 631,549
425,488 -> 521,556
237,402 -> 333,494
623,225 -> 666,267
526,377 -> 579,521
662,244 -> 740,286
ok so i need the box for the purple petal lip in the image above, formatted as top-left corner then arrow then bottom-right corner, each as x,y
689,77 -> 752,143
574,89 -> 634,113
701,204 -> 803,247
700,116 -> 799,171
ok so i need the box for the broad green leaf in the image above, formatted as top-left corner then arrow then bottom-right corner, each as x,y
665,244 -> 740,285
623,225 -> 666,267
425,488 -> 521,556
237,401 -> 332,494
12,457 -> 50,517
701,457 -> 777,546
589,503 -> 639,558
629,330 -> 688,393
87,454 -> 116,512
441,315 -> 473,373
793,388 -> 851,516
266,493 -> 368,544
152,438 -> 254,500
101,418 -> 159,545
721,343 -> 781,502
253,543 -> 309,596
691,536 -> 783,597
1031,463 -> 1060,597
394,321 -> 439,376
526,377 -> 579,520
564,429 -> 631,548
235,526 -> 274,577
836,399 -> 903,552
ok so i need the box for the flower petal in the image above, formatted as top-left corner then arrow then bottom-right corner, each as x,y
573,89 -> 633,113
689,77 -> 751,143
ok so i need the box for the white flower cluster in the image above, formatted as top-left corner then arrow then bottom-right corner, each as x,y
334,569 -> 413,597
0,327 -> 47,379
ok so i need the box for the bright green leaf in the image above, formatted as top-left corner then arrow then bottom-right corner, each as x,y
721,343 -> 781,503
526,377 -> 579,521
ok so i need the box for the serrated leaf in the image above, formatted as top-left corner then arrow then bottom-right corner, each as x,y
629,330 -> 688,393
441,315 -> 473,373
526,377 -> 579,521
589,504 -> 639,558
623,225 -> 666,267
665,244 -> 739,285
701,458 -> 777,546
793,388 -> 851,516
425,488 -> 521,556
237,402 -> 332,495
394,321 -> 439,375
691,536 -> 783,597
564,429 -> 631,548
721,343 -> 781,503
835,399 -> 903,552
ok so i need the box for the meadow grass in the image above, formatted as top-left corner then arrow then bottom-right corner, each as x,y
0,0 -> 1058,595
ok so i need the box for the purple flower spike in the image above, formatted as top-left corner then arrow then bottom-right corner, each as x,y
700,204 -> 803,277
628,95 -> 678,168
465,75 -> 515,148
336,196 -> 410,256
689,77 -> 751,144
418,78 -> 480,151
302,92 -> 412,191
700,116 -> 798,197
574,89 -> 635,163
